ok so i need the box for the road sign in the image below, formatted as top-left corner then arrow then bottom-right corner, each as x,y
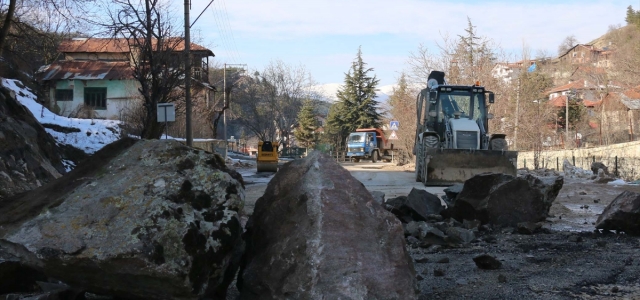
390,121 -> 399,131
389,130 -> 398,140
157,103 -> 175,122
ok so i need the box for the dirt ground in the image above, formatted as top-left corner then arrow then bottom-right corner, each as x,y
237,160 -> 640,299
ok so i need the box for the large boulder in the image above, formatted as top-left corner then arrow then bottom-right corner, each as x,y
448,173 -> 563,226
384,188 -> 444,223
238,151 -> 417,299
591,161 -> 609,175
0,139 -> 245,299
596,191 -> 640,235
0,85 -> 66,200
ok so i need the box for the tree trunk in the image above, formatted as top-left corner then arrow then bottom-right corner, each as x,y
0,0 -> 17,57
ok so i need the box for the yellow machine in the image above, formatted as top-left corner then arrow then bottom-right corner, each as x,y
257,141 -> 279,172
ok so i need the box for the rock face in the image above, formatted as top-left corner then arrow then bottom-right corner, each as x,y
596,191 -> 640,235
238,151 -> 416,299
385,188 -> 444,223
448,173 -> 564,226
0,85 -> 66,200
0,139 -> 244,299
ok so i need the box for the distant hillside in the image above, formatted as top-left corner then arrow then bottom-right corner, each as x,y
311,83 -> 395,104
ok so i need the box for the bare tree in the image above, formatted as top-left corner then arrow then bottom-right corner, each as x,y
557,35 -> 579,56
387,73 -> 417,161
407,18 -> 511,145
101,0 -> 192,139
231,60 -> 317,148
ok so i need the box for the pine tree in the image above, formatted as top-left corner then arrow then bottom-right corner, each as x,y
626,5 -> 640,26
294,99 -> 318,149
334,47 -> 382,131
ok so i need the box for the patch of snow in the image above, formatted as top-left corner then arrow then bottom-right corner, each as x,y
607,179 -> 627,186
1,78 -> 122,155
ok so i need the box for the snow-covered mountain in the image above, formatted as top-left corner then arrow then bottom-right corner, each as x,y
311,83 -> 396,104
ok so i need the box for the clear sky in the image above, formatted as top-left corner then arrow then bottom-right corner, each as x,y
189,0 -> 636,86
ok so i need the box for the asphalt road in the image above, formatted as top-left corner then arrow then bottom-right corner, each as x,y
240,161 -> 443,217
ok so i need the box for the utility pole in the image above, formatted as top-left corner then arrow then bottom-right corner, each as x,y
184,0 -> 192,146
565,95 -> 569,149
223,63 -> 226,156
221,64 -> 247,159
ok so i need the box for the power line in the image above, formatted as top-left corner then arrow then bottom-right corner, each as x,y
210,0 -> 241,63
219,0 -> 242,62
210,1 -> 237,63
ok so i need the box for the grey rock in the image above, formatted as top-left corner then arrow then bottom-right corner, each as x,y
1,140 -> 244,299
462,219 -> 481,230
445,227 -> 476,245
568,235 -> 583,243
473,254 -> 502,270
498,274 -> 507,283
238,151 -> 417,300
369,190 -> 385,205
594,168 -> 616,184
591,162 -> 609,175
443,184 -> 463,205
385,189 -> 444,223
517,222 -> 542,235
450,173 -> 563,226
0,86 -> 67,200
436,257 -> 450,264
596,191 -> 640,235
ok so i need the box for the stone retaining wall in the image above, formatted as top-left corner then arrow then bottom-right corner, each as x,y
517,141 -> 640,180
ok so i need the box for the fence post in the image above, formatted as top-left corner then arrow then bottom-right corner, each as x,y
524,159 -> 526,169
615,156 -> 618,177
572,155 -> 575,166
592,156 -> 595,163
557,157 -> 559,171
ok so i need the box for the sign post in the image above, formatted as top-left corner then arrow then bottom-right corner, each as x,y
157,103 -> 176,140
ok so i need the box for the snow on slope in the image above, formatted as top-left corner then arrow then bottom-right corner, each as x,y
1,78 -> 122,157
311,83 -> 396,103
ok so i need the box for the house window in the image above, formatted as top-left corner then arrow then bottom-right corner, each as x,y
84,87 -> 107,110
55,89 -> 73,101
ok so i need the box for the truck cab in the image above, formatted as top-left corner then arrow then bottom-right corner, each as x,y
346,131 -> 378,162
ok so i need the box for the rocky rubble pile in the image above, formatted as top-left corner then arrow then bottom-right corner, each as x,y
382,173 -> 564,249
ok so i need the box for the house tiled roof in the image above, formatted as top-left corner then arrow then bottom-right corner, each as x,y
59,38 -> 214,56
623,87 -> 640,100
549,95 -> 568,107
548,95 -> 599,107
37,61 -> 134,81
546,81 -> 586,94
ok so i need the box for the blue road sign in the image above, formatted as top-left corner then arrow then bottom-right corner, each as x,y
390,121 -> 399,130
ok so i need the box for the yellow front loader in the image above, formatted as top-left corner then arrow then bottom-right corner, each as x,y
257,141 -> 279,172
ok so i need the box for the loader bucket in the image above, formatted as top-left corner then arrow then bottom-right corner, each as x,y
421,148 -> 517,186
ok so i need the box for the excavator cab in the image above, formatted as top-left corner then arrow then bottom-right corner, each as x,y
257,141 -> 279,172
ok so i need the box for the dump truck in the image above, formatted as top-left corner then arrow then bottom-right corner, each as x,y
257,141 -> 278,172
414,71 -> 517,186
346,128 -> 398,163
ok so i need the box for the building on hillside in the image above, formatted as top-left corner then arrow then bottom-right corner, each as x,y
546,80 -> 599,101
491,60 -> 537,83
36,38 -> 215,120
557,44 -> 612,68
591,87 -> 640,144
